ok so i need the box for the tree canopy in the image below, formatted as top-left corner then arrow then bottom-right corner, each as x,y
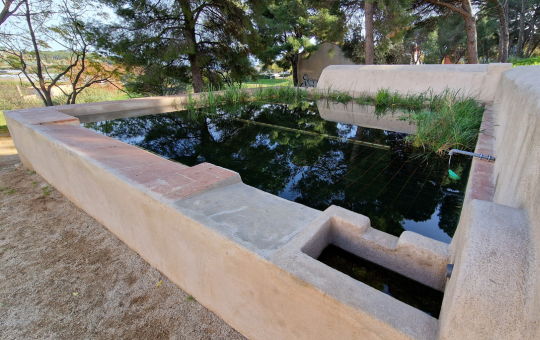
1,0 -> 539,101
251,0 -> 346,85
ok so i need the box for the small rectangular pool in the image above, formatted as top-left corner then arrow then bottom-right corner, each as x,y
83,101 -> 471,243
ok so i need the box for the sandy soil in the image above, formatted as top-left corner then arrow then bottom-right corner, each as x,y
0,139 -> 246,339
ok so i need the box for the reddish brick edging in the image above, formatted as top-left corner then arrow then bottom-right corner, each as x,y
10,107 -> 240,202
463,106 -> 496,207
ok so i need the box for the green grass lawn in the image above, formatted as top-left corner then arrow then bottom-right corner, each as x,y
0,111 -> 8,134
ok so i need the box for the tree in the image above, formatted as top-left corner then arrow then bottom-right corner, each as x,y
414,0 -> 479,64
480,0 -> 509,62
0,0 -> 122,106
365,0 -> 375,64
510,0 -> 540,57
516,0 -> 528,56
98,0 -> 256,94
252,0 -> 345,86
341,0 -> 414,65
0,0 -> 24,26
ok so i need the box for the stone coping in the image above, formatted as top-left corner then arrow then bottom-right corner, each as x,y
463,105 -> 496,207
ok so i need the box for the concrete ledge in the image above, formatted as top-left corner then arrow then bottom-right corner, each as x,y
463,106 -> 497,207
441,200 -> 534,339
317,64 -> 512,102
278,205 -> 449,291
271,205 -> 442,340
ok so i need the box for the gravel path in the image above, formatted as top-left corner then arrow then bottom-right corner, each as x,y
0,142 -> 246,340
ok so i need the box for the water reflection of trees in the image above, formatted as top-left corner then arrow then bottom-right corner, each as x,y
85,102 -> 470,240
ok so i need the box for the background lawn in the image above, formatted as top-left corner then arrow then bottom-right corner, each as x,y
0,111 -> 7,134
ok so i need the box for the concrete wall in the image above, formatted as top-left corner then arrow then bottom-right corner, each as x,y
317,64 -> 512,102
491,66 -> 540,339
6,65 -> 540,339
5,94 -> 446,340
297,42 -> 355,85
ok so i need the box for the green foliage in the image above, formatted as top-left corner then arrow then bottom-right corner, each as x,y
98,0 -> 257,93
352,88 -> 484,154
41,184 -> 53,197
509,56 -> 540,66
403,90 -> 484,154
0,111 -> 6,130
252,0 -> 345,85
325,89 -> 353,103
342,0 -> 414,65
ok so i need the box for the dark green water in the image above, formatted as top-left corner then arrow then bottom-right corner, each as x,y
83,101 -> 471,243
318,245 -> 444,318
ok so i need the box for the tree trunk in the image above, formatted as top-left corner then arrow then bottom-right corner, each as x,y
24,0 -> 53,106
461,0 -> 478,64
0,0 -> 24,27
182,4 -> 204,93
0,0 -> 14,26
526,36 -> 539,58
492,0 -> 509,62
525,8 -> 539,57
292,54 -> 299,86
365,0 -> 374,65
517,0 -> 528,57
189,54 -> 204,93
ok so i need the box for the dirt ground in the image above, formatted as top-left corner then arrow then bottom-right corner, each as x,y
0,137 -> 246,340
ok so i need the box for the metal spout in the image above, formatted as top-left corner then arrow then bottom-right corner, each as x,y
448,149 -> 495,162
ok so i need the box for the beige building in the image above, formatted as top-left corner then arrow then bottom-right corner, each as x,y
297,42 -> 355,87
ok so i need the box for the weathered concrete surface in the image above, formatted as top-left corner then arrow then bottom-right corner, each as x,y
6,103 -> 447,340
297,42 -> 355,83
176,183 -> 320,258
317,100 -> 416,134
270,206 -> 445,340
279,205 -> 449,291
7,64 -> 540,339
317,64 -> 512,102
441,200 -> 534,339
490,66 -> 540,339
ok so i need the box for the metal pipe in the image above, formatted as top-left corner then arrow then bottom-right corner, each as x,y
448,149 -> 495,162
446,264 -> 454,278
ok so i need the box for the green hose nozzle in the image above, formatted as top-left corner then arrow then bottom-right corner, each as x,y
448,169 -> 461,181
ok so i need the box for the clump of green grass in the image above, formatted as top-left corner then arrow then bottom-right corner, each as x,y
405,91 -> 484,154
41,184 -> 53,197
0,186 -> 15,195
356,93 -> 375,105
326,90 -> 353,104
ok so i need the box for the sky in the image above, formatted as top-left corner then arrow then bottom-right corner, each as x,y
2,0 -> 118,51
